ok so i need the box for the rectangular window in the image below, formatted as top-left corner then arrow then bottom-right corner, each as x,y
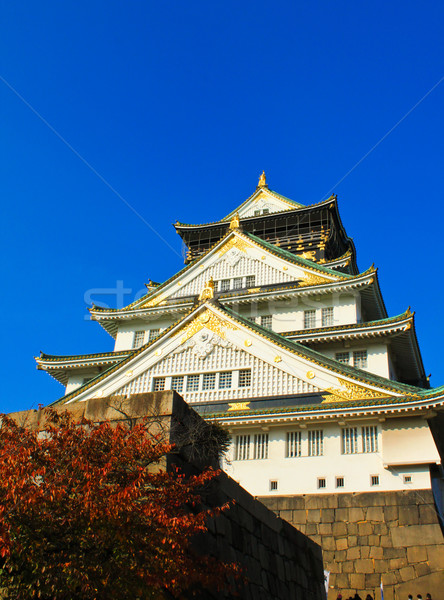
186,374 -> 200,392
202,372 -> 216,390
254,434 -> 269,459
133,330 -> 145,348
308,430 -> 323,456
335,352 -> 350,364
171,376 -> 184,393
342,428 -> 358,454
371,475 -> 380,487
245,275 -> 256,288
233,277 -> 243,290
304,310 -> 316,329
219,371 -> 232,389
286,431 -> 302,458
153,377 -> 165,391
254,210 -> 261,216
362,426 -> 378,453
270,480 -> 278,491
235,435 -> 250,461
403,475 -> 412,484
239,369 -> 251,388
321,307 -> 334,327
262,208 -> 269,215
260,315 -> 272,329
220,279 -> 231,292
336,476 -> 344,488
318,477 -> 326,489
353,350 -> 368,369
148,329 -> 160,342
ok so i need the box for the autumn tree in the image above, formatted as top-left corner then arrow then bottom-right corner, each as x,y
0,409 -> 240,599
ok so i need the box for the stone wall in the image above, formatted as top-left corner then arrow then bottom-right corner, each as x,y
260,490 -> 444,600
7,393 -> 325,599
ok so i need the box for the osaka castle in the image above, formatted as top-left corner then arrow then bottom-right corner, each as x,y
36,172 -> 442,498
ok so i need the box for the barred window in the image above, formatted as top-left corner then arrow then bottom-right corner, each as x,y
233,277 -> 243,290
239,369 -> 251,387
342,427 -> 358,454
171,376 -> 184,393
322,307 -> 334,327
219,371 -> 232,389
254,434 -> 269,459
270,480 -> 278,491
260,315 -> 272,329
235,435 -> 250,461
202,372 -> 216,390
336,476 -> 344,488
186,374 -> 200,392
308,430 -> 323,456
335,352 -> 350,364
286,431 -> 302,458
133,330 -> 145,348
371,475 -> 380,486
148,329 -> 160,342
153,377 -> 165,391
353,350 -> 368,369
304,310 -> 316,329
318,477 -> 326,489
220,279 -> 231,292
245,275 -> 256,288
362,426 -> 378,453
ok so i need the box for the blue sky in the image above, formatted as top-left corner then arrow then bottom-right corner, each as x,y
1,1 -> 443,413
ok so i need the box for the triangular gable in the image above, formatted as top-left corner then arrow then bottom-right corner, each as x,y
129,229 -> 348,310
223,187 -> 303,221
60,301 -> 419,406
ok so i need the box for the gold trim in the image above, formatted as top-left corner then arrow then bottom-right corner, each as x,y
274,356 -> 282,363
299,273 -> 334,287
229,213 -> 240,230
244,339 -> 252,347
306,371 -> 315,379
175,309 -> 237,344
228,401 -> 250,411
324,378 -> 389,402
217,236 -> 250,257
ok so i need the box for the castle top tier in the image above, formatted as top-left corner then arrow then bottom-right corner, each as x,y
175,173 -> 357,272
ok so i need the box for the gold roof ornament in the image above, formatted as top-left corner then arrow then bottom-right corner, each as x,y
229,212 -> 240,230
198,278 -> 215,302
258,170 -> 267,188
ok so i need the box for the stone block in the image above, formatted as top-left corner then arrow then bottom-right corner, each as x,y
349,507 -> 365,521
427,544 -> 444,571
356,491 -> 385,507
342,561 -> 355,574
389,557 -> 407,570
335,507 -> 349,521
383,547 -> 406,559
279,509 -> 293,522
380,535 -> 392,547
328,560 -> 342,574
334,573 -> 350,588
348,535 -> 358,547
360,546 -> 370,559
366,506 -> 385,521
319,523 -> 332,535
348,523 -> 358,535
382,571 -> 398,586
399,565 -> 415,582
354,558 -> 373,573
347,547 -> 360,560
323,550 -> 335,563
414,562 -> 431,577
337,494 -> 355,508
332,521 -> 348,536
373,559 -> 388,573
374,522 -> 388,535
369,546 -> 383,559
368,534 -> 380,546
334,549 -> 347,561
358,521 -> 373,535
307,509 -> 321,522
321,508 -> 335,523
406,545 -> 427,563
419,504 -> 438,524
323,536 -> 336,551
291,509 -> 307,524
349,573 -> 366,589
365,572 -> 382,588
392,524 -> 443,547
336,538 -> 348,551
384,505 -> 399,522
357,535 -> 369,545
398,505 -> 419,526
306,523 -> 318,535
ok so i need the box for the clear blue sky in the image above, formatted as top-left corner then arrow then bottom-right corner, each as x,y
1,1 -> 443,413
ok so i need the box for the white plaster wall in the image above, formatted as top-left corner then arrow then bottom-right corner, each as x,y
65,369 -> 101,394
114,317 -> 175,351
322,342 -> 390,378
237,293 -> 359,333
223,418 -> 438,496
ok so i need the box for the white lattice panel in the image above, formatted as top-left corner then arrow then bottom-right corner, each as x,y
114,346 -> 319,403
170,255 -> 293,299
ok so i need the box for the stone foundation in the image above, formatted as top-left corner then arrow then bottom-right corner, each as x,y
260,490 -> 444,600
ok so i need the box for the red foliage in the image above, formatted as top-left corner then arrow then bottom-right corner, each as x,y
0,409 -> 240,599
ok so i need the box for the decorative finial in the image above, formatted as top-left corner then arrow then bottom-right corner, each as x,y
258,170 -> 267,188
198,278 -> 215,301
229,212 -> 240,230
